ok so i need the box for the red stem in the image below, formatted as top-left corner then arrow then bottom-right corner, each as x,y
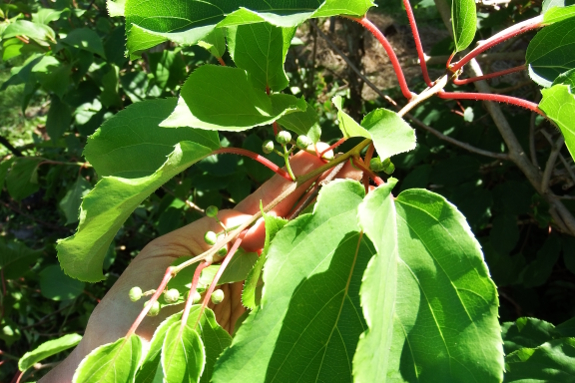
214,147 -> 293,181
320,137 -> 347,157
446,52 -> 456,68
451,15 -> 543,72
347,16 -> 414,100
402,0 -> 433,86
180,261 -> 211,328
273,121 -> 279,136
216,57 -> 226,66
437,91 -> 545,116
353,157 -> 384,186
453,65 -> 526,85
193,237 -> 243,329
125,267 -> 174,339
362,144 -> 375,193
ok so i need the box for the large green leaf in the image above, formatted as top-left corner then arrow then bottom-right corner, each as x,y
1,20 -> 55,45
451,0 -> 477,52
212,180 -> 374,383
73,335 -> 142,383
504,338 -> 575,382
39,264 -> 85,301
123,0 -> 375,57
19,333 -> 82,371
178,65 -> 306,131
61,28 -> 107,58
84,98 -> 220,178
46,96 -> 72,140
227,23 -> 295,91
355,184 -> 503,382
544,4 -> 575,24
6,157 -> 41,201
57,141 -> 215,282
526,19 -> 575,87
502,317 -> 557,354
539,84 -> 575,160
333,96 -> 416,159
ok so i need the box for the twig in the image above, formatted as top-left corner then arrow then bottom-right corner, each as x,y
0,135 -> 23,157
529,106 -> 540,168
541,136 -> 565,192
161,186 -> 205,215
540,130 -> 575,186
453,65 -> 526,86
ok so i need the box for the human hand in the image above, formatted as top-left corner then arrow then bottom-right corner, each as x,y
40,147 -> 360,383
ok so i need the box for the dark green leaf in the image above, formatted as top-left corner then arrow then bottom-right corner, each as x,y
61,28 -> 107,58
6,157 -> 41,201
59,177 -> 92,225
276,102 -> 322,143
501,317 -> 556,354
489,214 -> 519,254
46,96 -> 72,140
0,238 -> 42,280
39,265 -> 85,301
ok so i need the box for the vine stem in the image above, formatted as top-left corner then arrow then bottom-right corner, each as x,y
453,65 -> 526,85
353,157 -> 384,186
320,137 -> 347,157
450,15 -> 543,72
437,91 -> 545,116
179,261 -> 211,329
214,147 -> 292,181
402,0 -> 433,86
346,16 -> 414,100
398,74 -> 449,117
192,237 -> 243,330
125,267 -> 174,339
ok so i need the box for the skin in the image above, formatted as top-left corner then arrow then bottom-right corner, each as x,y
40,147 -> 361,383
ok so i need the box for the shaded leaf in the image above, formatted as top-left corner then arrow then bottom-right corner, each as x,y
61,28 -> 107,58
501,317 -> 556,354
46,96 -> 72,140
39,265 -> 85,301
0,238 -> 42,280
6,157 -> 41,201
276,101 -> 322,143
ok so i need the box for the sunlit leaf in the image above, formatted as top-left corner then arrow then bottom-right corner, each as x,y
539,84 -> 575,160
19,334 -> 82,371
451,0 -> 477,52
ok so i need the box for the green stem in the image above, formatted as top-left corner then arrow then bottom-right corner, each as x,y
283,147 -> 296,181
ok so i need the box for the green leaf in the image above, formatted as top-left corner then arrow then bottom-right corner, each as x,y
276,101 -> 322,143
489,214 -> 519,254
57,141 -> 215,282
6,157 -> 41,201
354,184 -> 503,382
2,20 -> 55,45
504,338 -> 575,382
451,0 -> 477,52
360,108 -> 416,160
0,55 -> 43,92
108,0 -> 126,17
162,320 -> 205,383
502,317 -> 557,354
84,98 -> 220,178
136,312 -> 182,383
521,235 -> 561,288
19,333 -> 82,371
32,8 -> 70,24
73,335 -> 142,383
526,19 -> 575,87
39,264 -> 85,301
227,23 -> 295,92
179,65 -> 306,131
540,85 -> 575,160
197,28 -> 226,58
554,316 -> 575,337
123,0 -> 374,57
553,67 -> 575,89
542,0 -> 575,13
59,177 -> 92,225
61,28 -> 107,58
544,4 -> 575,24
0,238 -> 42,280
46,96 -> 72,140
333,95 -> 370,138
212,180 -> 373,383
242,212 -> 287,310
31,56 -> 71,99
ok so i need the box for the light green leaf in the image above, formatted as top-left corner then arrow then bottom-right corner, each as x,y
6,157 -> 41,201
360,108 -> 416,160
46,96 -> 72,140
123,0 -> 374,57
19,334 -> 82,371
57,141 -> 215,282
451,0 -> 477,52
542,0 -> 573,13
553,67 -> 575,89
526,19 -> 575,87
60,177 -> 92,225
2,20 -> 55,45
179,65 -> 306,131
544,4 -> 575,24
162,320 -> 205,383
212,180 -> 374,383
136,312 -> 182,383
540,84 -> 575,160
197,28 -> 226,58
276,101 -> 322,143
242,212 -> 287,310
333,95 -> 370,138
227,22 -> 295,91
355,185 -> 503,382
0,238 -> 42,280
504,338 -> 575,382
61,28 -> 106,58
73,335 -> 142,383
39,265 -> 85,301
84,98 -> 220,178
108,0 -> 126,17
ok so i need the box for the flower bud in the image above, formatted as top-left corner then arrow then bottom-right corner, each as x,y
204,231 -> 217,245
262,140 -> 275,154
211,289 -> 225,304
296,135 -> 312,150
276,130 -> 292,145
206,205 -> 219,218
129,286 -> 143,302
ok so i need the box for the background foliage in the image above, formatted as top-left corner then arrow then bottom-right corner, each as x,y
2,0 -> 575,381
